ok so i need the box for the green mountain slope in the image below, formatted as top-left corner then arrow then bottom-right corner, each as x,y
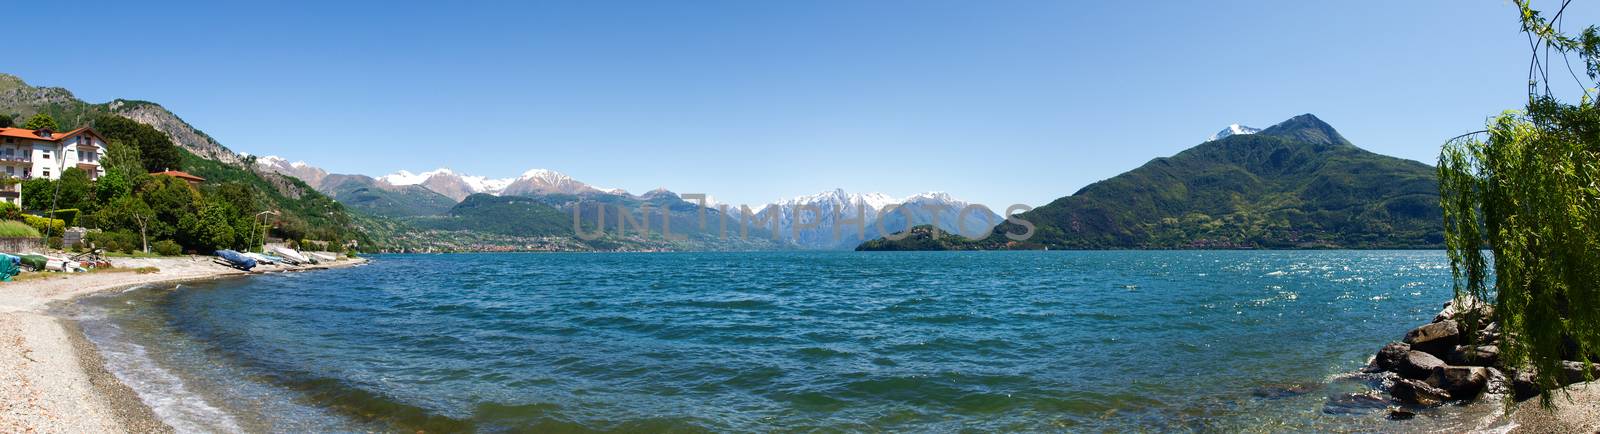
861,114 -> 1443,250
320,174 -> 457,218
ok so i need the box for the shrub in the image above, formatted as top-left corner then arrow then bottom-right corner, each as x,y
0,202 -> 21,221
23,214 -> 64,235
47,237 -> 62,250
152,240 -> 182,256
0,220 -> 40,238
86,230 -> 140,253
49,209 -> 80,227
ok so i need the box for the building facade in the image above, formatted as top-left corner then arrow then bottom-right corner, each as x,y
0,126 -> 109,206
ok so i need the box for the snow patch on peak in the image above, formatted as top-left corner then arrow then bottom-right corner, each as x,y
1208,123 -> 1261,141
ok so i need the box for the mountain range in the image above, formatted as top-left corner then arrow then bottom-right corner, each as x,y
254,157 -> 997,250
859,114 -> 1443,250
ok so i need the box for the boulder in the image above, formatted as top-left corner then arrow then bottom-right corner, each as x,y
1391,378 -> 1452,406
1484,367 -> 1511,396
1434,295 -> 1492,323
1511,369 -> 1540,401
1427,365 -> 1489,397
1387,408 -> 1417,420
1447,345 -> 1500,367
1404,320 -> 1461,357
1397,350 -> 1447,379
1374,342 -> 1411,372
1557,360 -> 1600,386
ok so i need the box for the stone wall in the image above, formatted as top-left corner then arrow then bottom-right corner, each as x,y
0,237 -> 44,252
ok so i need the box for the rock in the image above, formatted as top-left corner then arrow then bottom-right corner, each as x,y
1447,345 -> 1500,367
1558,361 -> 1600,386
1391,378 -> 1452,406
1322,391 -> 1390,415
1484,367 -> 1511,396
1434,295 -> 1492,323
1397,350 -> 1447,379
1404,320 -> 1461,357
1477,321 -> 1500,342
1375,342 -> 1411,372
1387,408 -> 1417,420
1427,365 -> 1489,397
1512,369 -> 1541,401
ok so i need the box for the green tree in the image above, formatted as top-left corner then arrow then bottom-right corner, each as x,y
19,113 -> 59,131
1440,1 -> 1600,406
102,138 -> 145,180
20,178 -> 51,211
92,196 -> 156,252
136,175 -> 200,245
54,167 -> 95,214
0,114 -> 12,128
92,115 -> 182,172
95,170 -> 133,204
181,198 -> 237,251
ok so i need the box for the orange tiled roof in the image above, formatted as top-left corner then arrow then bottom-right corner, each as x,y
0,126 -> 97,142
152,170 -> 205,182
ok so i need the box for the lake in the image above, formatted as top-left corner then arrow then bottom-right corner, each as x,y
73,251 -> 1500,432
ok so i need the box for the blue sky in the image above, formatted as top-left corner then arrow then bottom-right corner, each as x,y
7,1 -> 1594,207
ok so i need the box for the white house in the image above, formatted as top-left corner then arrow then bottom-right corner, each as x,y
0,126 -> 109,206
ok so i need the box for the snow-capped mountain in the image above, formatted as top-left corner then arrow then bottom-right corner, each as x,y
754,189 -> 1000,249
1208,123 -> 1261,141
375,168 -> 599,201
253,155 -> 330,189
499,169 -> 599,197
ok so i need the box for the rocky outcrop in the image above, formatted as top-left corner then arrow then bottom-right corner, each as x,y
108,100 -> 240,164
1368,296 -> 1594,408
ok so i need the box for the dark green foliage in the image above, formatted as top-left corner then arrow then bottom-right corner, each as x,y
55,168 -> 95,214
856,225 -> 975,251
19,113 -> 59,131
0,202 -> 21,221
93,115 -> 183,172
20,178 -> 49,211
85,230 -> 140,253
0,114 -> 11,128
152,239 -> 182,256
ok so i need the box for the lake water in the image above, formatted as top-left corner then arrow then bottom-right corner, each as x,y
70,251 -> 1506,432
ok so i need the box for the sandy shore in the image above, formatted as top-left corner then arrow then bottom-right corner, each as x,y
0,255 -> 366,433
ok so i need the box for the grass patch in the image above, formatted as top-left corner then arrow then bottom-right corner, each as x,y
0,220 -> 40,238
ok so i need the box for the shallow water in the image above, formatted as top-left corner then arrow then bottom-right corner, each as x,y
73,251 -> 1506,432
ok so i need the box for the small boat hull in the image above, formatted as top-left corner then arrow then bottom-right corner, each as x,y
215,249 -> 257,270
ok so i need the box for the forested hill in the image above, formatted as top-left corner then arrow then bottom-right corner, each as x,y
859,114 -> 1443,250
0,73 -> 367,248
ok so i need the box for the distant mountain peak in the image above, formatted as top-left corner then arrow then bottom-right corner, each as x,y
1208,124 -> 1261,141
1257,113 -> 1351,146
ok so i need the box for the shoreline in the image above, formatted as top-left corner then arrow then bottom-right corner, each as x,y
0,255 -> 367,433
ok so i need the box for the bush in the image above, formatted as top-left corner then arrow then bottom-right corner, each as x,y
86,230 -> 140,253
152,240 -> 182,256
49,209 -> 80,227
23,214 -> 64,235
0,220 -> 40,238
47,237 -> 62,250
0,202 -> 21,221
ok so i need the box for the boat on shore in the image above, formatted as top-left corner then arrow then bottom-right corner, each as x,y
270,246 -> 311,265
241,252 -> 276,265
309,252 -> 338,263
215,249 -> 257,271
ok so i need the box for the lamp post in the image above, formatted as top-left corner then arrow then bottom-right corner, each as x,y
255,210 -> 279,253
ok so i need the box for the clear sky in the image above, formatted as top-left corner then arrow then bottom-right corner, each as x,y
7,1 -> 1595,207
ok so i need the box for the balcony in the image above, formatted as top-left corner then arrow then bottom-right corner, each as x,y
0,155 -> 30,163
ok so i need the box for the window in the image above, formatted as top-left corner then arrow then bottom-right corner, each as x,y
42,169 -> 50,178
41,150 -> 50,159
5,167 -> 12,175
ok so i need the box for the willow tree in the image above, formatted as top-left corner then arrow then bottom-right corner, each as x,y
1441,0 -> 1600,406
